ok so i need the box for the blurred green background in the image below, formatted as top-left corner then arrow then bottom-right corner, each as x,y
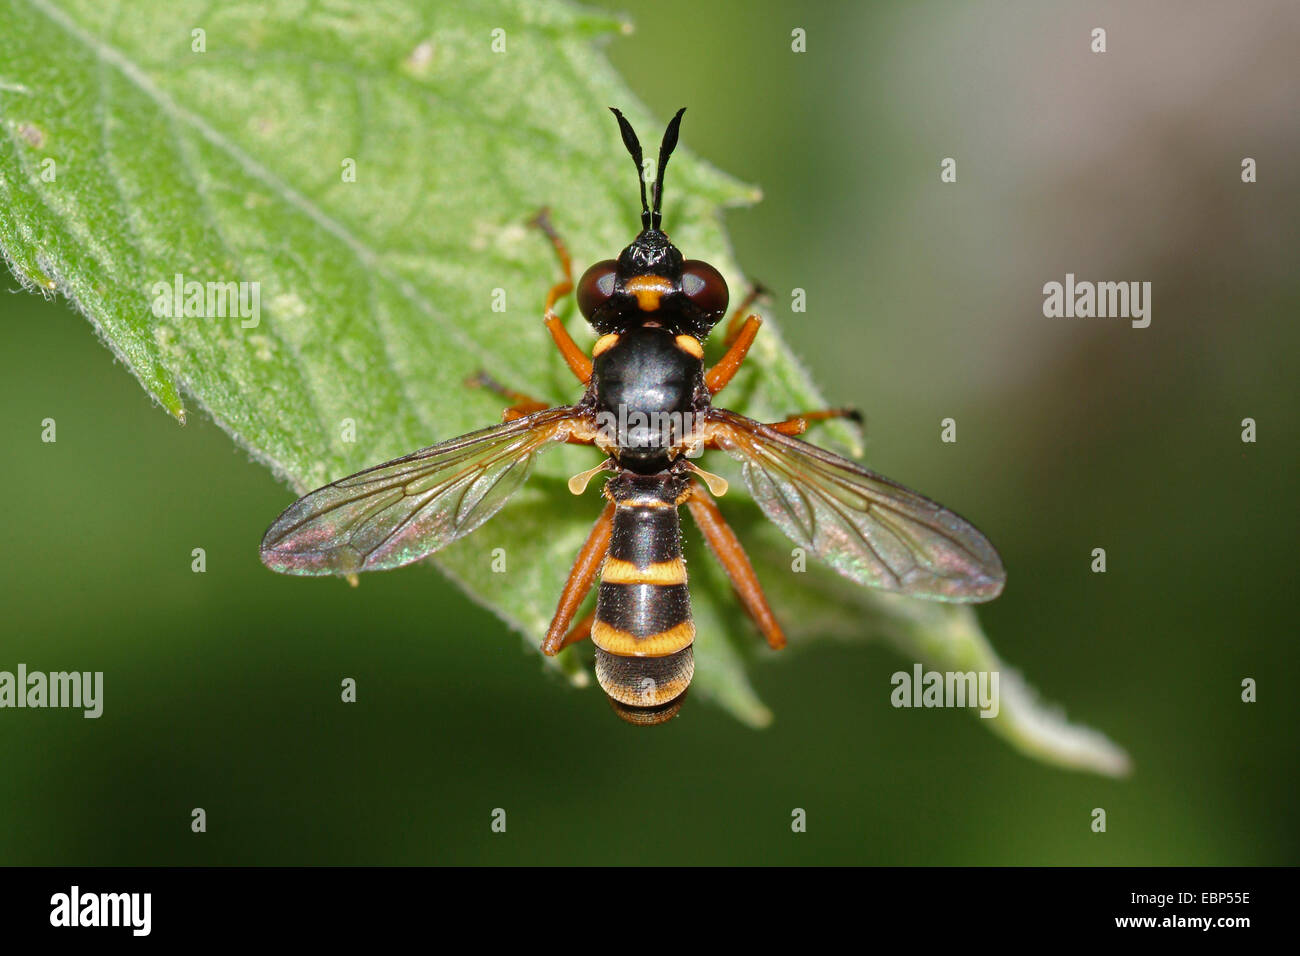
2,0 -> 1296,864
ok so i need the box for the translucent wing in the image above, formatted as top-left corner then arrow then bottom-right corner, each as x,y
706,409 -> 1005,602
261,406 -> 593,575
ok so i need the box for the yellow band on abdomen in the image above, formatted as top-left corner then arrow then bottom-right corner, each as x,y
591,618 -> 695,657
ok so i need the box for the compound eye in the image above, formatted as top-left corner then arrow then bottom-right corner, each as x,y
680,260 -> 729,317
577,259 -> 619,320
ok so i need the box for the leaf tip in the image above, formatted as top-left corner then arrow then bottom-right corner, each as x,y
991,667 -> 1134,778
712,681 -> 774,729
748,705 -> 774,729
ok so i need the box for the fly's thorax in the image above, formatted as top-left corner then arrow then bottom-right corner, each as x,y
594,470 -> 694,725
591,325 -> 706,473
593,325 -> 702,417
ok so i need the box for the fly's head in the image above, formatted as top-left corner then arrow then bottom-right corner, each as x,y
575,108 -> 730,342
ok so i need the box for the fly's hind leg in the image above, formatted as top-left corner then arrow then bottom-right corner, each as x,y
556,610 -> 595,652
684,479 -> 787,650
541,502 -> 616,656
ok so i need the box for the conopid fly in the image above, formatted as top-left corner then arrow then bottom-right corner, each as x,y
261,109 -> 1006,725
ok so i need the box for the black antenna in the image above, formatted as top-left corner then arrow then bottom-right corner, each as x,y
609,107 -> 650,229
651,108 -> 686,230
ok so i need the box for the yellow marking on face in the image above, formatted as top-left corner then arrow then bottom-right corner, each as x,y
602,557 -> 687,585
624,275 -> 674,311
592,332 -> 620,357
592,619 -> 695,657
674,334 -> 703,359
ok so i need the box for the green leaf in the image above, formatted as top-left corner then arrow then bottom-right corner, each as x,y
0,0 -> 1129,774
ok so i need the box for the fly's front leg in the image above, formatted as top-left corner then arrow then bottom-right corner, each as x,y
705,314 -> 761,396
531,208 -> 593,384
721,283 -> 766,347
707,283 -> 768,395
471,208 -> 591,415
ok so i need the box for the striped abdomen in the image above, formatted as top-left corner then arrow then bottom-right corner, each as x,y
594,471 -> 694,725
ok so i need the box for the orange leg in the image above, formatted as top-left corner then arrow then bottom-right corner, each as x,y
766,407 -> 862,436
541,501 -> 616,655
464,370 -> 551,420
559,610 -> 595,650
463,371 -> 592,444
705,314 -> 761,395
532,209 -> 593,384
545,317 -> 594,385
722,283 -> 766,346
685,480 -> 786,650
